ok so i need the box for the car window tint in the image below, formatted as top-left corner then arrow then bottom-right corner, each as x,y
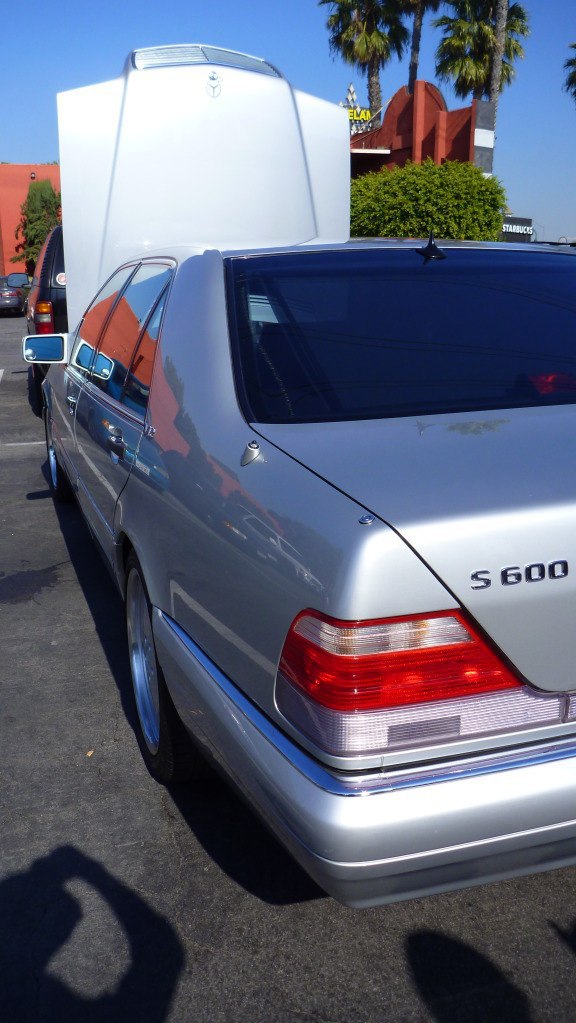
121,287 -> 169,417
70,265 -> 136,378
229,249 -> 576,423
90,264 -> 172,402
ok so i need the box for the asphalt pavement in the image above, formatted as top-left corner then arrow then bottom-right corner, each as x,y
2,311 -> 576,1022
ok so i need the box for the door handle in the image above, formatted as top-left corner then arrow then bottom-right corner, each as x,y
66,395 -> 77,415
106,424 -> 126,460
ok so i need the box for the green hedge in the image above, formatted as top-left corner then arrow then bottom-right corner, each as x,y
350,159 -> 507,240
13,180 -> 61,274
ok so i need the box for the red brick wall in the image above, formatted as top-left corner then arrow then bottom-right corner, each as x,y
0,165 -> 61,274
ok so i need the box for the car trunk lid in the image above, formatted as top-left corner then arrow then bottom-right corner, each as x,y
257,405 -> 576,693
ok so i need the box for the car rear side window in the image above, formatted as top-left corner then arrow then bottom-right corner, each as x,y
90,263 -> 172,404
229,248 -> 576,423
121,287 -> 169,417
70,265 -> 136,378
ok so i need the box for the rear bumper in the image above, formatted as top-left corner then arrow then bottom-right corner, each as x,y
154,609 -> 576,908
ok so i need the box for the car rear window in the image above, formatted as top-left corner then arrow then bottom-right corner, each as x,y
49,228 -> 66,288
228,247 -> 576,423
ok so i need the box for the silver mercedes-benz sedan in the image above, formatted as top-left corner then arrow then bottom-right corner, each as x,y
23,238 -> 576,907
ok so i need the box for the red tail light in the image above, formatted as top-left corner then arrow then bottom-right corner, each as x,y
279,609 -> 520,714
34,300 -> 54,334
277,611 -> 564,757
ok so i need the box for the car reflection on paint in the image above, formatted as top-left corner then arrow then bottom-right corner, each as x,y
222,505 -> 323,592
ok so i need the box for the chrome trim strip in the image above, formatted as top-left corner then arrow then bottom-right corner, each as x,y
159,611 -> 576,797
80,379 -> 145,429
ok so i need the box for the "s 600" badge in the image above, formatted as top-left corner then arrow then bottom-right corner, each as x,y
471,560 -> 569,590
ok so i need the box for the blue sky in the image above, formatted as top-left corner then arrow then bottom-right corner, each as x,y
3,0 -> 575,242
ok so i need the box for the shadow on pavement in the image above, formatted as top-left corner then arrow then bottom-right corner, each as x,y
48,485 -> 322,908
0,845 -> 183,1022
550,917 -> 576,956
26,366 -> 44,419
169,778 -> 323,907
406,929 -> 534,1022
50,493 -> 138,735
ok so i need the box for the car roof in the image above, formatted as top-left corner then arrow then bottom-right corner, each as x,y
117,238 -> 576,264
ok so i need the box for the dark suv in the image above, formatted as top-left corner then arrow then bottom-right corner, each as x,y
27,224 -> 67,413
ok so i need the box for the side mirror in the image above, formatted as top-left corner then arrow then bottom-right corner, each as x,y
7,272 -> 29,289
22,333 -> 70,364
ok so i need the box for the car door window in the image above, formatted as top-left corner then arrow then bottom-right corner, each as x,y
121,288 -> 169,417
70,265 -> 136,379
89,264 -> 172,404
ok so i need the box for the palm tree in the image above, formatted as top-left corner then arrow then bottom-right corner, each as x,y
319,0 -> 409,123
434,1 -> 529,101
400,1 -> 442,94
488,0 -> 508,102
564,43 -> 576,105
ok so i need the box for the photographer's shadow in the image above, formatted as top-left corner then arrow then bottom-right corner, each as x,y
407,929 -> 534,1023
0,845 -> 183,1022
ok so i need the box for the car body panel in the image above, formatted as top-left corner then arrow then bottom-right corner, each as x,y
47,366 -> 84,488
257,408 -> 576,692
152,607 -> 576,908
73,383 -> 142,558
120,425 -> 455,731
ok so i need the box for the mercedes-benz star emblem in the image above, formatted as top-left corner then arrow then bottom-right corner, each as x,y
207,73 -> 222,98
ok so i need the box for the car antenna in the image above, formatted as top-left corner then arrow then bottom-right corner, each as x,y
416,232 -> 447,262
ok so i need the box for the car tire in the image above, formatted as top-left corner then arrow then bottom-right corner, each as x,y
125,552 -> 210,783
45,413 -> 74,502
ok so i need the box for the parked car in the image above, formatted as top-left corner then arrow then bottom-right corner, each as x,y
23,239 -> 576,908
26,224 -> 67,413
0,276 -> 25,315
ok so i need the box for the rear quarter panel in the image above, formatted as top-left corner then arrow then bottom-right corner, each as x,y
117,252 -> 454,735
